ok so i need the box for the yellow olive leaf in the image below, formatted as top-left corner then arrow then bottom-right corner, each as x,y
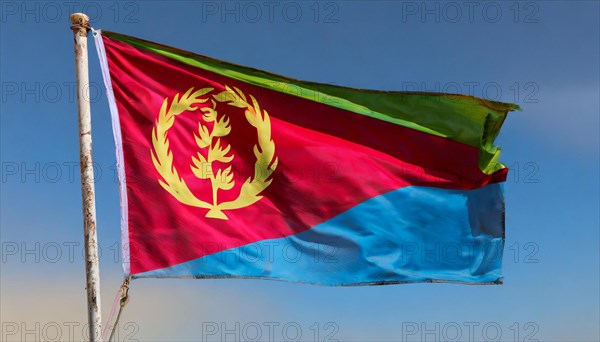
214,166 -> 235,191
208,139 -> 233,163
212,114 -> 231,137
201,107 -> 217,122
169,87 -> 211,116
194,123 -> 211,148
232,87 -> 247,102
213,91 -> 236,103
190,153 -> 212,179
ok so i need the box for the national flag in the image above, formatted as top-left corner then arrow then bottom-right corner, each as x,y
94,30 -> 519,285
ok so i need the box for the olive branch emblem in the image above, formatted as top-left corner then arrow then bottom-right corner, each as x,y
151,86 -> 278,220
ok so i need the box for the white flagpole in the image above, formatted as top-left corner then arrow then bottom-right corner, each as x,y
70,13 -> 103,342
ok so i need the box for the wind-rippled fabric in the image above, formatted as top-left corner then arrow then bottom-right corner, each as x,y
95,30 -> 518,285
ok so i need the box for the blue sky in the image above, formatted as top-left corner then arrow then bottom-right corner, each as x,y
1,1 -> 598,341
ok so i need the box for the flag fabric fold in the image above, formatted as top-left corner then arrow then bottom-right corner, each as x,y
94,29 -> 517,285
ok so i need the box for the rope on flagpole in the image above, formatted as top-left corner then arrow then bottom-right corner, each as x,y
103,277 -> 131,342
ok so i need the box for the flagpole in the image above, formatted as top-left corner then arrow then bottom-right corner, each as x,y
70,13 -> 103,342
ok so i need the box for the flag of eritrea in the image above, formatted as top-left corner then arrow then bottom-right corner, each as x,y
94,30 -> 519,285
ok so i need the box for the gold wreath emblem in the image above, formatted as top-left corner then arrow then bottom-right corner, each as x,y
150,86 -> 278,220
